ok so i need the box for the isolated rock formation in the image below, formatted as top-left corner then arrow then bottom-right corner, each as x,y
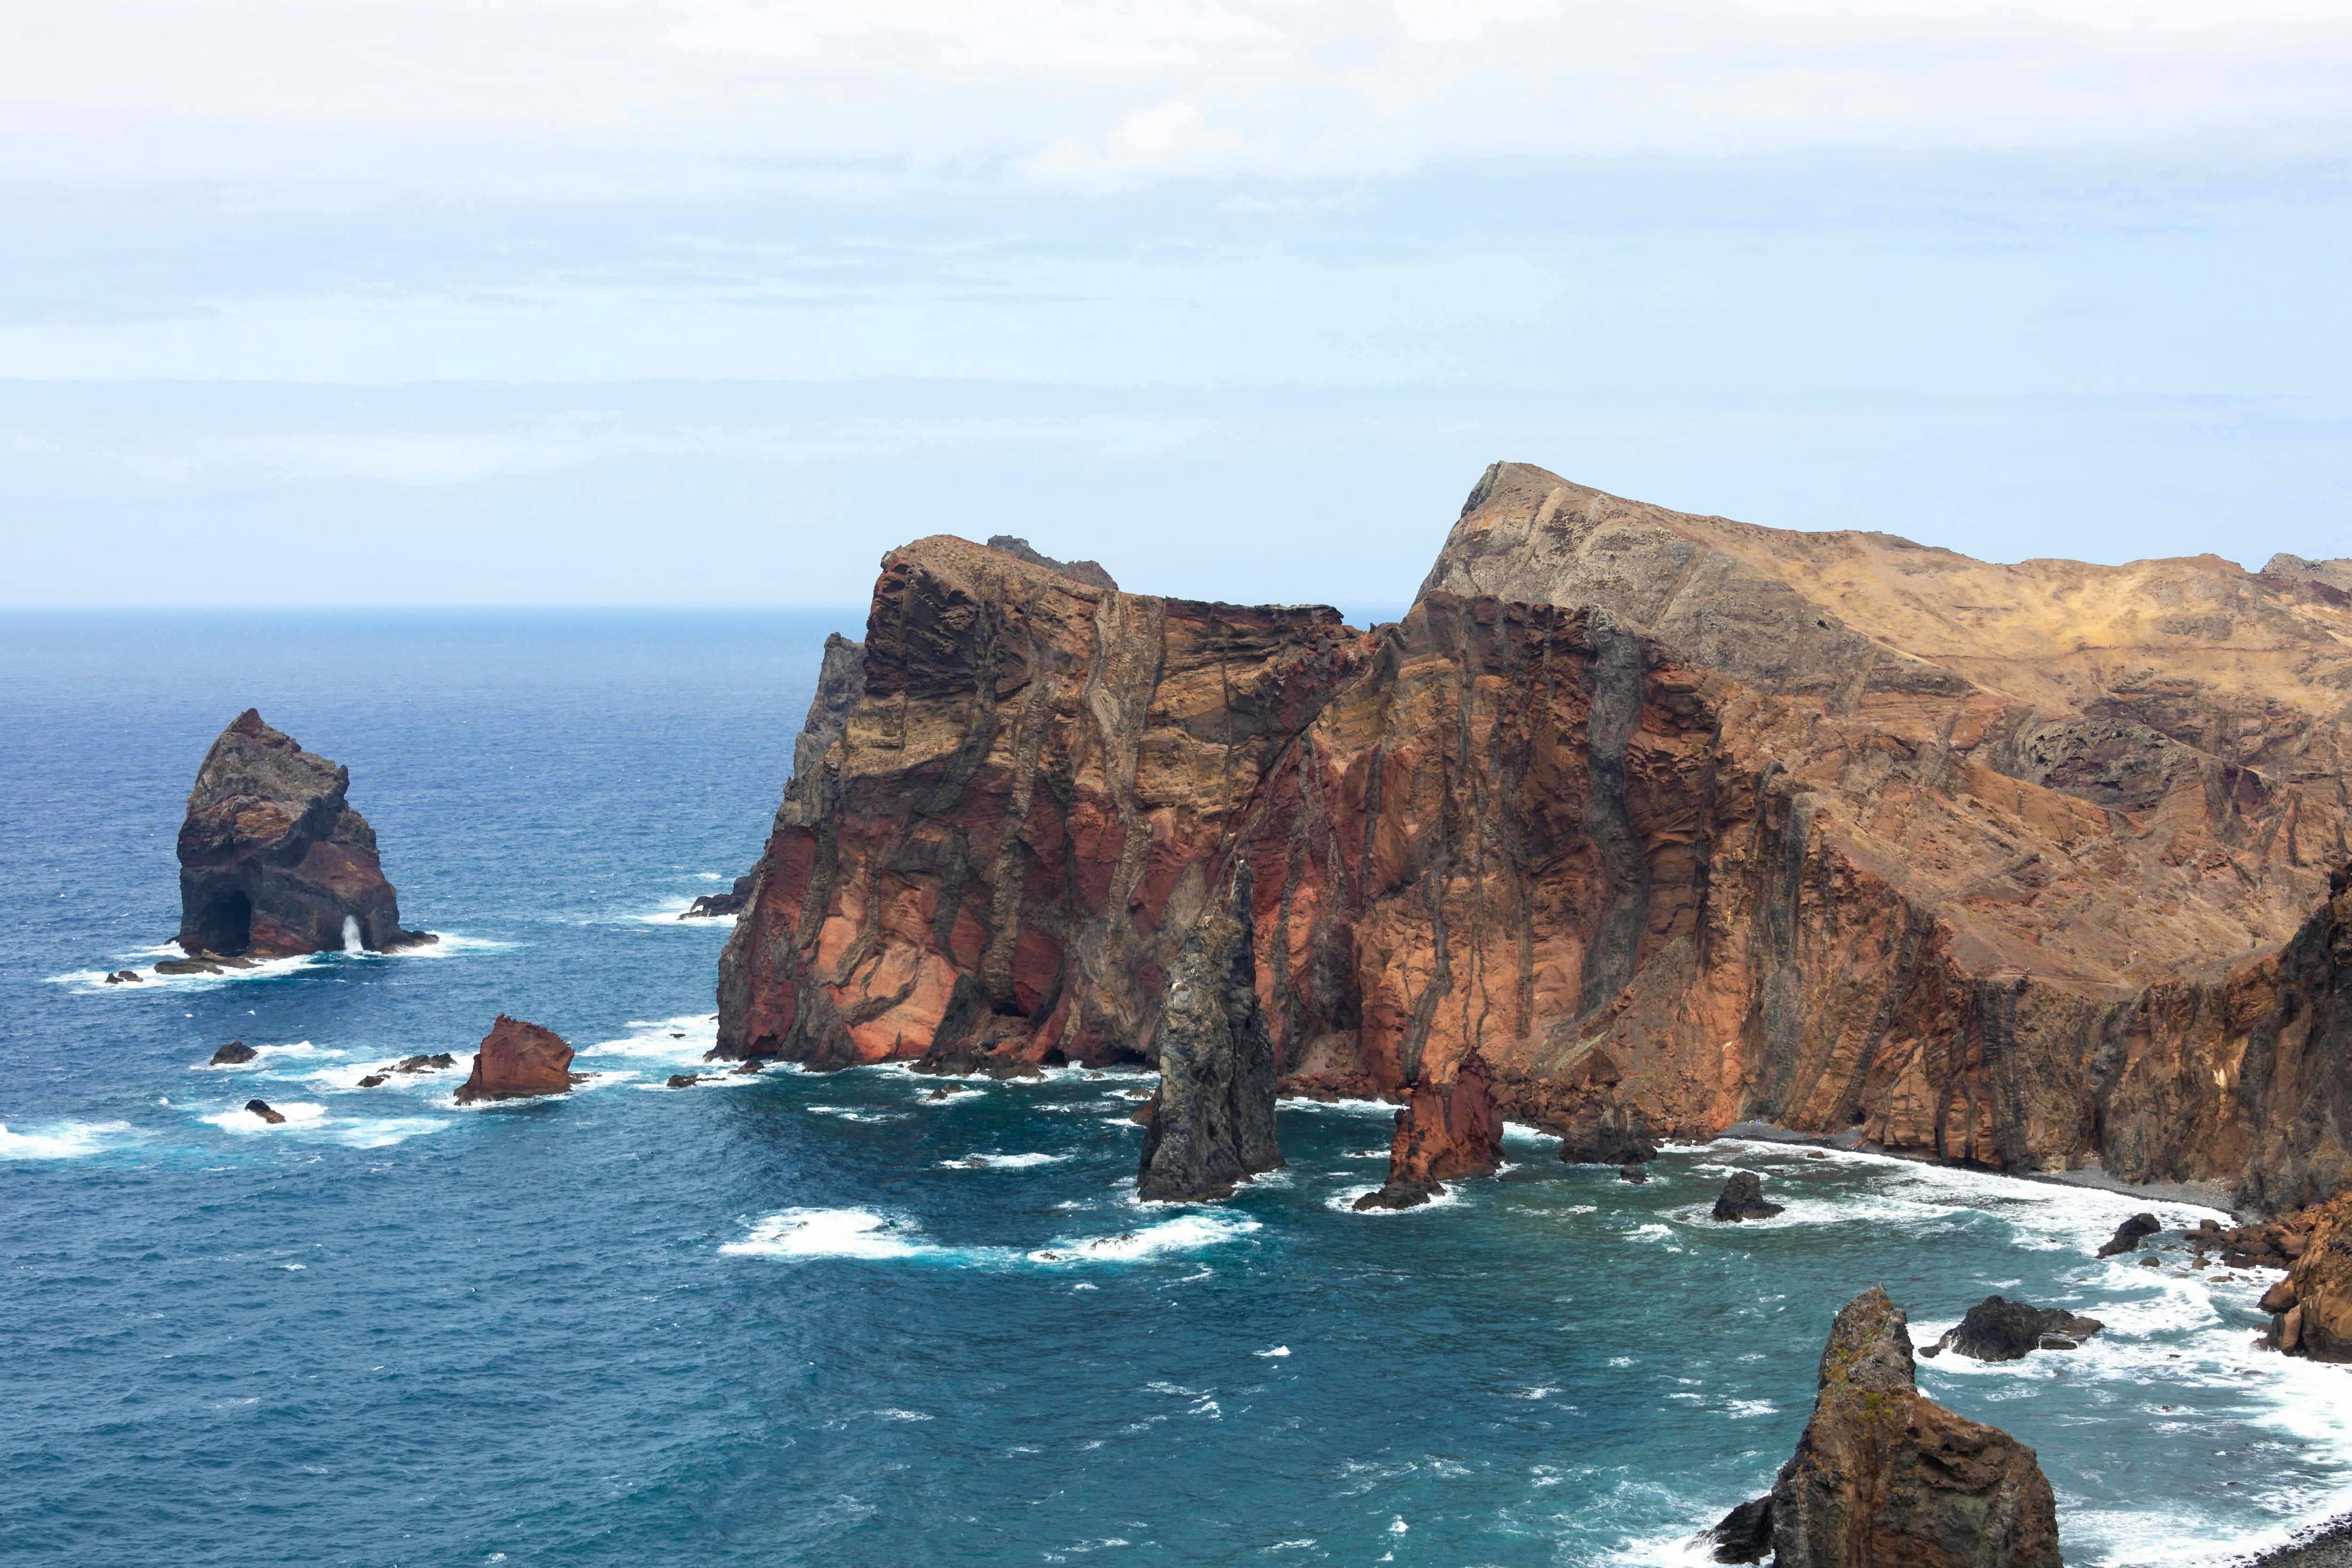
1918,1296 -> 2105,1360
2097,1213 -> 2161,1256
244,1099 -> 286,1125
208,1040 -> 256,1066
1712,1172 -> 1785,1222
1136,868 -> 1283,1202
716,463 -> 2352,1208
453,1016 -> 579,1105
176,710 -> 430,958
1710,1286 -> 2061,1567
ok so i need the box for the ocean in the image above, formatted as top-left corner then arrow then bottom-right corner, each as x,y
3,611 -> 2346,1567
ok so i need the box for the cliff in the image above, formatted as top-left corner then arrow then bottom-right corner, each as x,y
176,709 -> 429,957
716,471 -> 2352,1207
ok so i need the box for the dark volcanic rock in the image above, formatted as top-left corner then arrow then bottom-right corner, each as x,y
1353,1180 -> 1443,1211
1719,1285 -> 2061,1568
175,709 -> 429,958
1712,1172 -> 1784,1222
453,1016 -> 577,1105
394,1053 -> 456,1073
1919,1296 -> 2105,1361
208,1040 -> 257,1065
1619,1163 -> 1649,1184
104,969 -> 142,984
244,1099 -> 286,1125
1557,1096 -> 1659,1165
667,1073 -> 706,1089
156,958 -> 225,975
358,1074 -> 388,1088
985,534 -> 1118,591
680,875 -> 753,920
1136,868 -> 1283,1203
2097,1212 -> 2162,1257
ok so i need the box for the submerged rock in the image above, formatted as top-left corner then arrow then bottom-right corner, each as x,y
1136,868 -> 1282,1203
680,875 -> 753,919
1711,1172 -> 1784,1222
244,1099 -> 286,1125
2097,1212 -> 2162,1257
453,1016 -> 579,1105
208,1040 -> 257,1066
1708,1285 -> 2061,1567
1618,1163 -> 1649,1184
175,709 -> 433,958
1918,1296 -> 2105,1361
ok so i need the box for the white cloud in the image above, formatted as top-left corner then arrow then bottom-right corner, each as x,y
5,0 -> 2352,195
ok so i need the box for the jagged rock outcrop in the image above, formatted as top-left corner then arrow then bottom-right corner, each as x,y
986,535 -> 1118,592
1709,1286 -> 2061,1567
1136,868 -> 1283,1202
175,710 -> 430,957
2096,1213 -> 2161,1256
1557,1097 -> 1660,1166
2270,1194 -> 2352,1360
1918,1296 -> 2104,1360
1355,1046 -> 1503,1209
453,1016 -> 580,1105
208,1041 -> 255,1066
682,875 -> 753,919
244,1099 -> 286,1125
716,463 -> 2352,1208
1712,1171 -> 1785,1221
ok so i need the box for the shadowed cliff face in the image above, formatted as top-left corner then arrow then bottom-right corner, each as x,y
719,474 -> 2352,1207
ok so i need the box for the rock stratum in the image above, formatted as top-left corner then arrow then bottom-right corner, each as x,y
177,709 -> 429,958
716,467 -> 2352,1209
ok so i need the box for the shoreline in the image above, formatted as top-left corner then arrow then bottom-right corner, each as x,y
2244,1516 -> 2352,1567
1712,1120 -> 2241,1213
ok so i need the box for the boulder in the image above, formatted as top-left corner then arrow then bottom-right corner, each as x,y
1354,1180 -> 1444,1211
679,875 -> 753,919
453,1016 -> 578,1105
2097,1212 -> 2162,1256
104,969 -> 142,984
1712,1172 -> 1784,1222
1709,1286 -> 2061,1567
208,1040 -> 257,1066
244,1099 -> 286,1125
1619,1163 -> 1650,1184
358,1074 -> 388,1088
1136,868 -> 1283,1203
175,709 -> 433,958
1918,1296 -> 2105,1361
1557,1095 -> 1659,1166
2272,1193 -> 2352,1360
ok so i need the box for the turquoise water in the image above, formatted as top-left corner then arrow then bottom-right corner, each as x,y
3,612 -> 2347,1566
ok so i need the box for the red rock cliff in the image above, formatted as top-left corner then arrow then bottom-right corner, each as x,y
717,469 -> 2352,1206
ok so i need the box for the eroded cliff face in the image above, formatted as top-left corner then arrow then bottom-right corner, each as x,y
718,469 -> 2352,1207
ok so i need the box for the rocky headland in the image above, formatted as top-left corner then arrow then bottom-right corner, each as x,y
714,464 -> 2352,1213
176,709 -> 432,958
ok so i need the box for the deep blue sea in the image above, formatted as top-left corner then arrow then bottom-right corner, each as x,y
4,612 -> 2349,1567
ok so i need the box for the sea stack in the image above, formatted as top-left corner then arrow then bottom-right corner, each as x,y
1136,869 -> 1282,1203
453,1016 -> 580,1105
1356,1049 -> 1503,1210
1709,1286 -> 2061,1567
175,709 -> 430,958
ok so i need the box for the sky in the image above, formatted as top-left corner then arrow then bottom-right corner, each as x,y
4,0 -> 2348,608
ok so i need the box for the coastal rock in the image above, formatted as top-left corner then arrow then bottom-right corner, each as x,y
1556,1096 -> 1659,1166
245,1099 -> 286,1125
667,1073 -> 706,1089
208,1040 -> 257,1065
1919,1296 -> 2105,1361
1354,1180 -> 1443,1211
1136,869 -> 1283,1203
1380,1047 -> 1503,1192
681,875 -> 753,920
1712,1286 -> 2061,1567
453,1016 -> 577,1105
1618,1163 -> 1649,1184
1712,1172 -> 1784,1222
716,463 -> 2352,1209
175,709 -> 431,958
2273,1194 -> 2352,1360
395,1053 -> 456,1073
104,969 -> 141,984
358,1074 -> 388,1088
2098,1213 -> 2162,1256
